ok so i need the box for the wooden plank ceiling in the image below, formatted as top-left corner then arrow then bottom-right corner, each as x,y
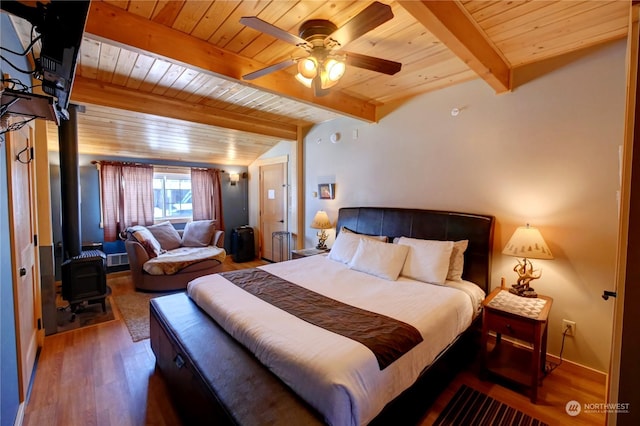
8,0 -> 630,165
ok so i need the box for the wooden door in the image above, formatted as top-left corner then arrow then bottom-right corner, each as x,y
260,162 -> 287,261
608,4 -> 640,425
5,123 -> 40,401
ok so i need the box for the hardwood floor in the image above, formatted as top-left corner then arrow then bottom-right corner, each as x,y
23,257 -> 606,426
418,356 -> 606,425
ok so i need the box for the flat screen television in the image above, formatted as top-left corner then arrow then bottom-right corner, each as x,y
1,0 -> 90,120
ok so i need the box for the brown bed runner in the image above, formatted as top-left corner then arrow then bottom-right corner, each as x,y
219,268 -> 423,370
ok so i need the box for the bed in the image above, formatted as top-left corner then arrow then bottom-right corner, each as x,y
150,207 -> 494,425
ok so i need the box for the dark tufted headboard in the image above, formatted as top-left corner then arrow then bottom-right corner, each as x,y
336,207 -> 495,292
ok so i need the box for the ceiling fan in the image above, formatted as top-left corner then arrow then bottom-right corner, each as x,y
239,1 -> 402,96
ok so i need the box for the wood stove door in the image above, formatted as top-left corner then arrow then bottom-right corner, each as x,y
5,122 -> 41,402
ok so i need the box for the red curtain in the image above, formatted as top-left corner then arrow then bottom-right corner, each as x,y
100,162 -> 122,241
100,162 -> 154,241
191,168 -> 225,230
122,164 -> 154,227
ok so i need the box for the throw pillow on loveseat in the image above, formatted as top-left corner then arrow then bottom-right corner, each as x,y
147,221 -> 182,250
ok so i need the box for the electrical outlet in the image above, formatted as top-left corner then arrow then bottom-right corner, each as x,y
562,319 -> 576,337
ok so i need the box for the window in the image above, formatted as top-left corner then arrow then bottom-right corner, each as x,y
153,168 -> 192,220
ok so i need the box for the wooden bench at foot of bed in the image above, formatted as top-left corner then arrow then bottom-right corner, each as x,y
150,292 -> 325,426
150,291 -> 482,426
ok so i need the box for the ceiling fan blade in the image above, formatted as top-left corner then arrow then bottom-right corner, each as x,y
324,1 -> 394,49
240,16 -> 312,50
242,59 -> 298,80
345,52 -> 402,75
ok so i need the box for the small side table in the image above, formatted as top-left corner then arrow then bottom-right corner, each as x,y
272,231 -> 291,262
481,287 -> 553,403
291,248 -> 329,259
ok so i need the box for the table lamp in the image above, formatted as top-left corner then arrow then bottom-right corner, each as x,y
310,210 -> 331,249
502,224 -> 553,297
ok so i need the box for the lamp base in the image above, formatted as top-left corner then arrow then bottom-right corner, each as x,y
315,229 -> 328,251
509,283 -> 538,298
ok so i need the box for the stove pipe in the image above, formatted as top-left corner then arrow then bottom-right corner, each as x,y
58,104 -> 81,259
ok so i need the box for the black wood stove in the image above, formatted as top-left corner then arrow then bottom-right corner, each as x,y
59,105 -> 108,318
61,250 -> 107,312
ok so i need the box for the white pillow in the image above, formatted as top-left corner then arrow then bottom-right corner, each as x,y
328,229 -> 387,264
348,238 -> 409,281
397,237 -> 454,284
447,240 -> 469,281
341,226 -> 388,242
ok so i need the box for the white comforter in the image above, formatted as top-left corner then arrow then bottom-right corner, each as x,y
187,255 -> 484,426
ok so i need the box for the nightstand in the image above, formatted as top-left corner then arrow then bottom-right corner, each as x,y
291,248 -> 329,259
481,287 -> 553,403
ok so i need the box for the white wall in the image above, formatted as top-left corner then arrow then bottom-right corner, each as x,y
302,41 -> 626,372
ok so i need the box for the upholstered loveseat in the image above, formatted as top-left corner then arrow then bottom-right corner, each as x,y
125,220 -> 226,292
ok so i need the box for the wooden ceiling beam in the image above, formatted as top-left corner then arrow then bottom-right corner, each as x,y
398,0 -> 511,94
70,76 -> 298,141
84,1 -> 377,122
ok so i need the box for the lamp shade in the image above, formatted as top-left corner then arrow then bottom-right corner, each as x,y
502,224 -> 553,260
310,210 -> 331,230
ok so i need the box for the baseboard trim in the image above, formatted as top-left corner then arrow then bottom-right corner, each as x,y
546,354 -> 607,384
493,333 -> 608,385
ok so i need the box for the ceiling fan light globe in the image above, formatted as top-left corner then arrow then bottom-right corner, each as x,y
298,57 -> 318,79
320,73 -> 340,89
295,73 -> 313,88
325,58 -> 346,82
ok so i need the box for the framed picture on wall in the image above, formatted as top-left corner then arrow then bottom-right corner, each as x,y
318,183 -> 335,200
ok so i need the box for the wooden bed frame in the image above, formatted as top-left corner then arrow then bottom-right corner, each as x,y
150,207 -> 494,425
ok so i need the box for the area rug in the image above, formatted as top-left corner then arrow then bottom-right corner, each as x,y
434,385 -> 548,426
56,297 -> 116,333
112,291 -> 174,342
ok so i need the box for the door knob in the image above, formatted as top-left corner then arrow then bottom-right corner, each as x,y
602,290 -> 617,300
19,267 -> 26,276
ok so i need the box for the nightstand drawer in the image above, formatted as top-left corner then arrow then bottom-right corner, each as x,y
485,311 -> 535,341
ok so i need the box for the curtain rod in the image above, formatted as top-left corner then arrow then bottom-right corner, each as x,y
191,166 -> 226,173
91,160 -> 150,167
91,160 -> 225,173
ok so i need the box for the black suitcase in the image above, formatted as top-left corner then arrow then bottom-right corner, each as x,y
231,226 -> 255,262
